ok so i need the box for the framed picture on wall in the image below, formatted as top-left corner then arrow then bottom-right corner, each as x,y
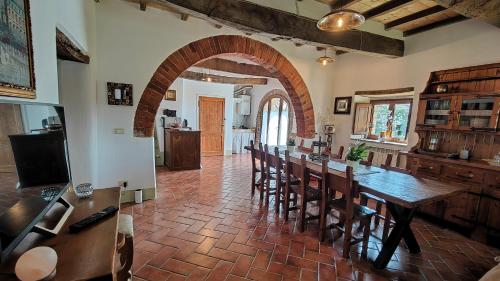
107,82 -> 133,106
334,96 -> 352,114
165,90 -> 176,101
0,0 -> 36,99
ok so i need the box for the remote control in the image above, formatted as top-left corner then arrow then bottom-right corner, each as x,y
69,206 -> 119,233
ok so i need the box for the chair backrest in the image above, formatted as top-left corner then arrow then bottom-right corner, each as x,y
259,142 -> 266,174
298,139 -> 314,153
321,160 -> 356,204
360,151 -> 374,166
285,150 -> 303,183
330,146 -> 344,160
250,140 -> 258,171
381,153 -> 411,174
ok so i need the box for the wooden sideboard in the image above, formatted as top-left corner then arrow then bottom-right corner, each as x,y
164,129 -> 201,170
406,63 -> 500,247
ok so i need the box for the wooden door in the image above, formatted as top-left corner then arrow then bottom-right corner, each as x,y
0,104 -> 23,172
199,96 -> 225,156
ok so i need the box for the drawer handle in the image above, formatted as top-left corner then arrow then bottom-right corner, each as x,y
419,166 -> 433,170
456,172 -> 474,179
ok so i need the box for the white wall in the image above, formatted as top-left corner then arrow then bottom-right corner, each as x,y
329,19 -> 500,153
94,0 -> 338,191
182,80 -> 234,155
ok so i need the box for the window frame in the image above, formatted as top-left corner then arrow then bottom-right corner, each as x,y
257,93 -> 293,146
367,99 -> 413,143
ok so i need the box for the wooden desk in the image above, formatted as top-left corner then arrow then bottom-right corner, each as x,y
246,145 -> 470,268
0,187 -> 121,280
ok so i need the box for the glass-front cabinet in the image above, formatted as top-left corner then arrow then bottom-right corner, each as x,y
416,97 -> 457,129
455,96 -> 500,130
417,95 -> 500,131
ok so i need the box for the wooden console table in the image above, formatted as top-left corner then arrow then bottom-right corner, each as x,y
0,187 -> 121,280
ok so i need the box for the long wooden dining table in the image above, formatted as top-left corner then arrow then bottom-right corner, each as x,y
245,145 -> 470,269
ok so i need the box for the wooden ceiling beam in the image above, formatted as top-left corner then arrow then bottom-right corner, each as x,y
403,15 -> 468,37
152,0 -> 404,57
180,71 -> 268,85
56,29 -> 90,64
430,0 -> 500,28
314,0 -> 362,8
385,5 -> 446,29
363,0 -> 414,19
195,58 -> 277,78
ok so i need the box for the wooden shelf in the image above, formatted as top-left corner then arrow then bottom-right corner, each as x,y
430,75 -> 500,85
421,91 -> 500,98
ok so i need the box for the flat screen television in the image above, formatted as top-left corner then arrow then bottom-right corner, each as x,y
0,101 -> 72,263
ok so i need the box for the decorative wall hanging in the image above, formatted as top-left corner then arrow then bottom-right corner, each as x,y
334,96 -> 352,114
0,0 -> 36,99
165,89 -> 176,101
107,82 -> 133,106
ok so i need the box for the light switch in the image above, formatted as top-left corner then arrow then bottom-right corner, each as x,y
113,128 -> 125,134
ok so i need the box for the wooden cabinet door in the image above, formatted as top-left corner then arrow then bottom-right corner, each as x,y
455,95 -> 500,130
443,191 -> 480,228
416,97 -> 457,129
486,199 -> 500,231
199,96 -> 225,156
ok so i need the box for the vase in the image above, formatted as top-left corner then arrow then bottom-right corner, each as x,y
287,146 -> 295,152
346,160 -> 360,171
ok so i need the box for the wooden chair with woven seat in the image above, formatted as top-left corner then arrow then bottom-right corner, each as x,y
282,150 -> 303,221
116,214 -> 134,281
319,159 -> 376,259
291,154 -> 323,232
330,146 -> 344,160
249,140 -> 262,197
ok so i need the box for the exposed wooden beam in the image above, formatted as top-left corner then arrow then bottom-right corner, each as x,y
355,87 -> 415,96
314,0 -> 362,8
195,58 -> 277,78
403,15 -> 468,37
385,6 -> 446,29
151,0 -> 404,57
180,13 -> 189,21
431,0 -> 500,28
180,71 -> 268,85
56,29 -> 90,64
139,1 -> 147,11
363,0 -> 413,19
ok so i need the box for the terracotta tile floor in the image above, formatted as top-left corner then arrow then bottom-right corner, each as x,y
122,155 -> 499,281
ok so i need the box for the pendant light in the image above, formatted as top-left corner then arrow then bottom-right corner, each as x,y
317,1 -> 365,32
316,49 -> 335,66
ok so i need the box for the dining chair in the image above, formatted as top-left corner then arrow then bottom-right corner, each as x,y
297,139 -> 314,153
294,154 -> 323,232
249,140 -> 261,197
283,150 -> 302,221
263,144 -> 278,207
319,159 -> 376,259
256,143 -> 271,202
359,153 -> 411,242
330,146 -> 344,160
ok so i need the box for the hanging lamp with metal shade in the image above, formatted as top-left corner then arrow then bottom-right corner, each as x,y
317,1 -> 365,32
316,49 -> 335,66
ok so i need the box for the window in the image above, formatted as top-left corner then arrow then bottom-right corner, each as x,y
258,95 -> 292,146
368,99 -> 412,142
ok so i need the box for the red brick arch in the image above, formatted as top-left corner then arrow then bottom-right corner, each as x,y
133,35 -> 315,138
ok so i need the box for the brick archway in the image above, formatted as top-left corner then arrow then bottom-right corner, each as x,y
133,35 -> 315,138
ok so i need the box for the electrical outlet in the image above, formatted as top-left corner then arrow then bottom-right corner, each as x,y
118,180 -> 128,188
113,128 -> 125,134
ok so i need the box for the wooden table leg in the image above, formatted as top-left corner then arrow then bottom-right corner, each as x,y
373,202 -> 419,269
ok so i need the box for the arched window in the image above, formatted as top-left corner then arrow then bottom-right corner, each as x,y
256,90 -> 293,146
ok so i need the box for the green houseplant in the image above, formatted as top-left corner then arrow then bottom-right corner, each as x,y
346,143 -> 369,169
287,138 -> 296,152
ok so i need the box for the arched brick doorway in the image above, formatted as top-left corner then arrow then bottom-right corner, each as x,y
133,35 -> 315,138
255,89 -> 294,145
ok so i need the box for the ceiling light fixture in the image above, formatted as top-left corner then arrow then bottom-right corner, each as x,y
317,1 -> 365,32
316,49 -> 335,66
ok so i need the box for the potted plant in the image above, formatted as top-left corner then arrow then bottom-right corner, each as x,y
346,143 -> 369,170
287,138 -> 296,152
